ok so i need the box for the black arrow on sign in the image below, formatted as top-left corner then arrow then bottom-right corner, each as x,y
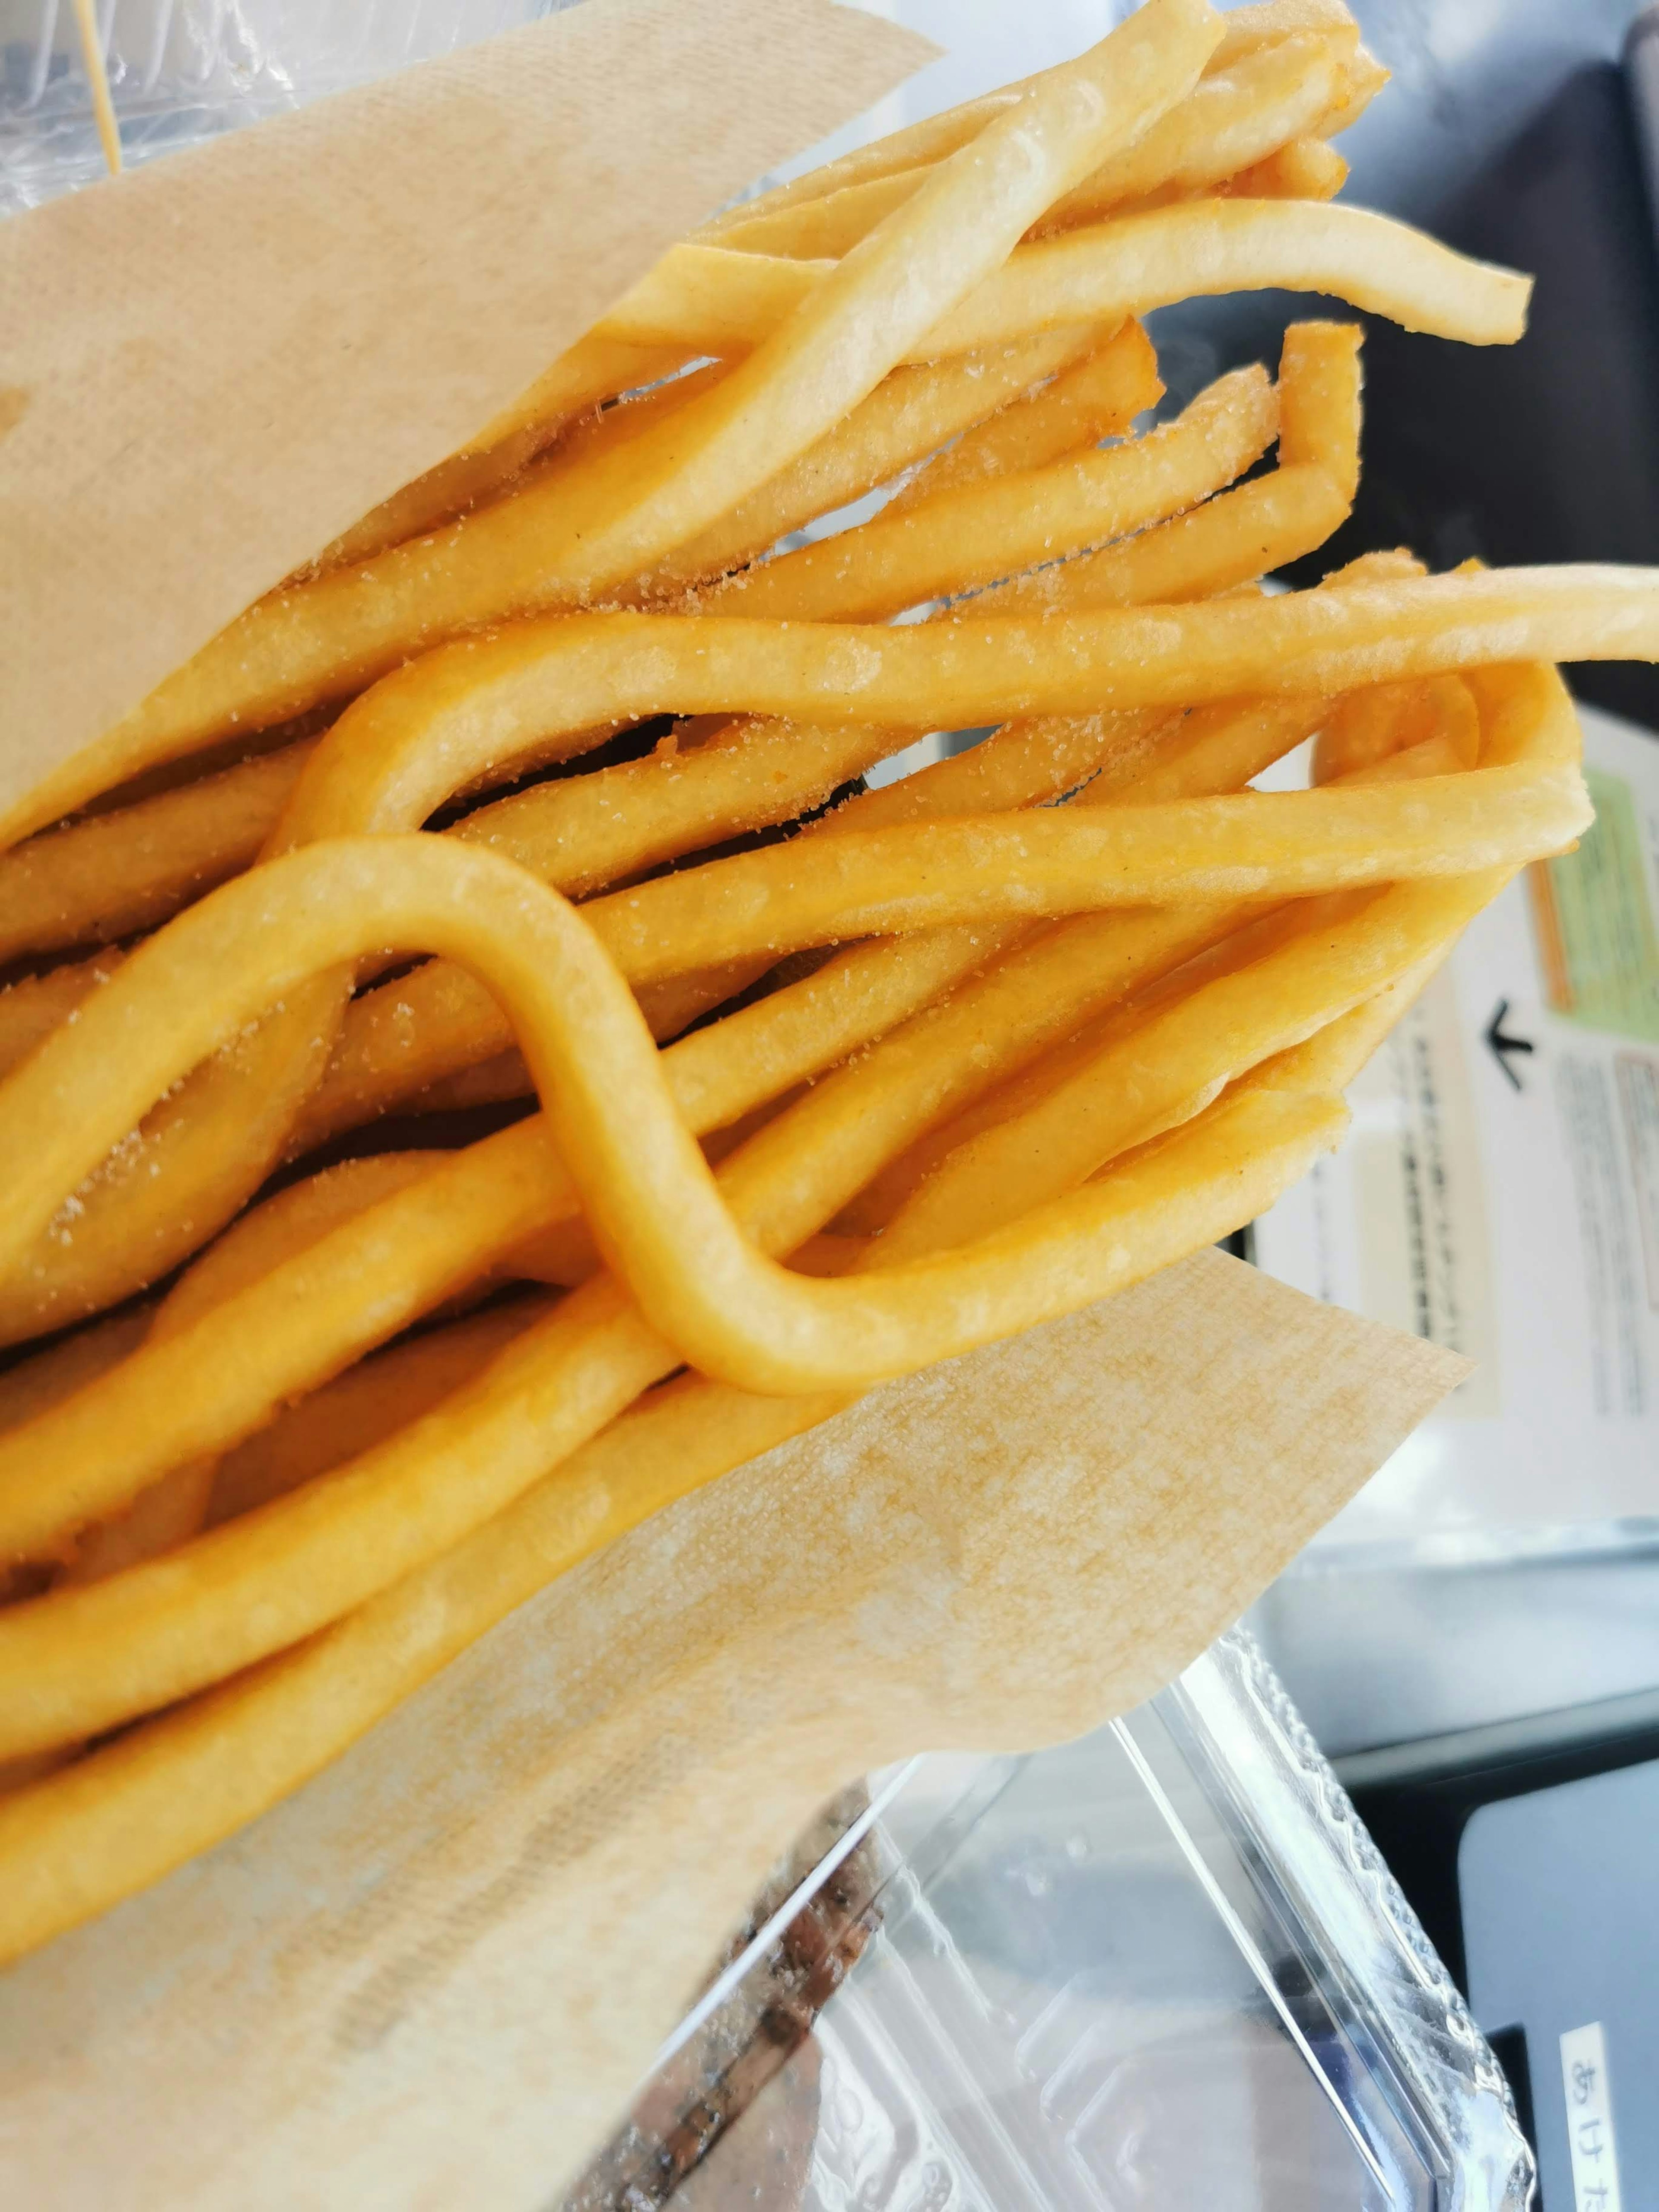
1483,998 -> 1534,1091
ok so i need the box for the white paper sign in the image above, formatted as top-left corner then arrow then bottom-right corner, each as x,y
1255,703 -> 1659,1547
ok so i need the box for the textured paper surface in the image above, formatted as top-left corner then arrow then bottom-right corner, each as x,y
0,1252 -> 1464,2210
0,0 -> 931,826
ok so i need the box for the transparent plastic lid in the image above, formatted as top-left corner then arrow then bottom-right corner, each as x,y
0,0 -> 567,211
566,1632 -> 1532,2209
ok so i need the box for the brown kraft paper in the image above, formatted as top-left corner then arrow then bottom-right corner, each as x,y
0,1252 -> 1465,2209
0,0 -> 934,830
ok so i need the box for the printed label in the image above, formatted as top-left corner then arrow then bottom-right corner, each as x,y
1557,1055 -> 1649,1416
1348,965 -> 1500,1415
1615,1052 -> 1659,1314
1559,2022 -> 1624,2212
1529,768 -> 1659,1043
1251,703 -> 1659,1538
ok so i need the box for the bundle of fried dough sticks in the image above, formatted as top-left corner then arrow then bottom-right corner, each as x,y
1,0 -> 1656,1968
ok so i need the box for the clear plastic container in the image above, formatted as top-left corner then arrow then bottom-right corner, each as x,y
0,0 -> 566,210
566,1632 -> 1533,2209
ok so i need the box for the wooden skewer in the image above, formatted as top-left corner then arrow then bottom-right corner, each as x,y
71,0 -> 122,178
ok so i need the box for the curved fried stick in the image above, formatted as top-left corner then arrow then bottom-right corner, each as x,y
17,192 -> 1507,849
0,740 -> 319,968
696,363 -> 1277,623
2,562 -> 1613,1332
0,320 -> 1344,1060
698,1 -> 1346,240
0,1079 -> 1338,1968
877,658 -> 1580,1261
253,763 -> 1582,1166
0,826 -> 1344,1769
1227,133 -> 1348,201
129,570 -> 1641,850
878,873 -> 1498,1262
717,18 -> 1358,259
0,774 -> 1580,1335
207,1294 -> 559,1527
970,317 -> 1359,614
3,346 -> 1178,1316
600,203 -> 1527,359
0,326 -> 1144,978
0,677 -> 1575,1796
1036,32 -> 1347,232
636,325 -> 1129,594
0,953 -> 126,1083
0,650 -> 1592,1539
1313,671 -> 1481,782
0,918 -> 995,1525
0,1068 -> 1339,1770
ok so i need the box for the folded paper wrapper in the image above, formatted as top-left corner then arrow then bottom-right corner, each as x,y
0,1255 -> 1463,2207
0,0 -> 933,826
0,4 -> 1468,2201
